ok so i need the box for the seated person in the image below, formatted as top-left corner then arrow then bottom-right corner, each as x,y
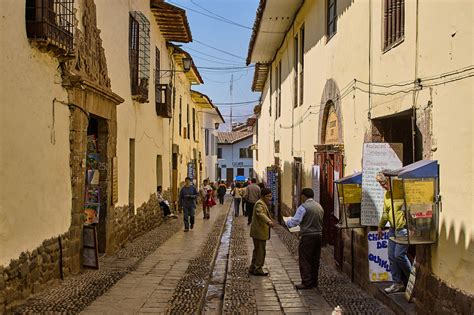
157,186 -> 176,218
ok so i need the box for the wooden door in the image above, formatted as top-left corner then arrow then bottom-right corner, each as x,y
314,151 -> 343,248
226,168 -> 234,186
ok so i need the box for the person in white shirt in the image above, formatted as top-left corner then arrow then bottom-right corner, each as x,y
286,188 -> 324,289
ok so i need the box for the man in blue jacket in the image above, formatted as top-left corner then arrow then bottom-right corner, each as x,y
179,177 -> 199,232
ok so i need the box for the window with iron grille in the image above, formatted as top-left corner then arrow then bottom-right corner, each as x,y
129,11 -> 150,102
155,47 -> 172,118
327,0 -> 337,39
217,148 -> 222,159
383,0 -> 405,51
25,0 -> 74,53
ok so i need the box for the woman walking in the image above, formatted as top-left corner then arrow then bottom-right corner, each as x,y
231,182 -> 244,216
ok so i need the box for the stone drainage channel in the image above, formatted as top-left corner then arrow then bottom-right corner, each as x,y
166,202 -> 257,314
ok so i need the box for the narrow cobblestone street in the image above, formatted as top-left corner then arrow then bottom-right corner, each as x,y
13,197 -> 392,314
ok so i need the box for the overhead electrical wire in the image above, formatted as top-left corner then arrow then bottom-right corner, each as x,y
185,47 -> 246,64
214,100 -> 259,105
193,39 -> 245,60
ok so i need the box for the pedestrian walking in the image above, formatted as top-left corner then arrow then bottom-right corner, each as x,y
244,178 -> 260,225
179,177 -> 199,232
285,188 -> 324,289
231,182 -> 244,216
376,173 -> 412,294
200,179 -> 213,219
217,181 -> 227,204
248,188 -> 275,276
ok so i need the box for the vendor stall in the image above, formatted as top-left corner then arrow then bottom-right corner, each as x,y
383,160 -> 440,244
335,172 -> 363,229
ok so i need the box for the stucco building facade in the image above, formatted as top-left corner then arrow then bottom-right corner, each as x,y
247,0 -> 473,312
0,0 -> 213,311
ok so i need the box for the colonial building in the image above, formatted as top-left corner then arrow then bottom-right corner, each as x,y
193,91 -> 225,183
0,0 -> 211,311
247,0 -> 473,313
217,131 -> 254,185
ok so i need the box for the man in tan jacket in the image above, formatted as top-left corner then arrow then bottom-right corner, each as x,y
249,188 -> 275,276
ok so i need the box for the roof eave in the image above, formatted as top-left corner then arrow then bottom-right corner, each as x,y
150,0 -> 193,43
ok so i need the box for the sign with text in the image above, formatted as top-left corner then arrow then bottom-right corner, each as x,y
404,180 -> 434,205
368,230 -> 392,282
342,184 -> 362,204
361,143 -> 403,226
312,165 -> 320,203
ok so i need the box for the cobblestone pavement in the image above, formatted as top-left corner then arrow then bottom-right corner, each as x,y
12,197 -> 393,314
12,213 -> 183,314
271,224 -> 393,315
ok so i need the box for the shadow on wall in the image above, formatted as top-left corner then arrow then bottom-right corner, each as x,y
415,219 -> 474,313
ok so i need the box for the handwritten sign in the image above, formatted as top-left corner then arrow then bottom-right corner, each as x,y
342,184 -> 362,204
404,180 -> 434,205
361,143 -> 403,226
368,231 -> 392,282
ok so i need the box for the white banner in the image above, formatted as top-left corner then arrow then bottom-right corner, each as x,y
312,165 -> 320,203
361,143 -> 402,226
368,230 -> 392,282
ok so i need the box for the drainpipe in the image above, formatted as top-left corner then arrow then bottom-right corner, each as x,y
412,0 -> 420,163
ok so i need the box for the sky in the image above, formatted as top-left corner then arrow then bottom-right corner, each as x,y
168,0 -> 261,130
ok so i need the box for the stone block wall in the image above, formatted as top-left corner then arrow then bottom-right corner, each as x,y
107,191 -> 176,254
339,228 -> 370,290
415,263 -> 473,314
0,231 -> 80,313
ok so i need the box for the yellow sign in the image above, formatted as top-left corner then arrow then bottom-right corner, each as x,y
391,179 -> 404,199
404,180 -> 434,205
342,184 -> 362,204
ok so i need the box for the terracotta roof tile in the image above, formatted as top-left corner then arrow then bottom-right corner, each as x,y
217,131 -> 253,144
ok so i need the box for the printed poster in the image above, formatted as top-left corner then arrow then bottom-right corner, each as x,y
361,143 -> 403,226
368,231 -> 392,282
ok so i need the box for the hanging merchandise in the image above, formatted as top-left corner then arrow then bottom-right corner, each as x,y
84,134 -> 101,225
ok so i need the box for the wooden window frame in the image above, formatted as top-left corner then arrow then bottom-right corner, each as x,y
299,25 -> 305,106
383,0 -> 405,52
327,0 -> 337,40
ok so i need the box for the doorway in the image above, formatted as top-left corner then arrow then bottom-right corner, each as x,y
226,168 -> 234,186
85,116 -> 109,253
372,109 -> 421,262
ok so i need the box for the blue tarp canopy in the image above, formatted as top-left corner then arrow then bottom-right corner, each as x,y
234,175 -> 246,181
384,160 -> 438,178
335,172 -> 362,184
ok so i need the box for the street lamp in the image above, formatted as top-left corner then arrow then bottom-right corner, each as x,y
214,122 -> 220,130
182,57 -> 192,72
